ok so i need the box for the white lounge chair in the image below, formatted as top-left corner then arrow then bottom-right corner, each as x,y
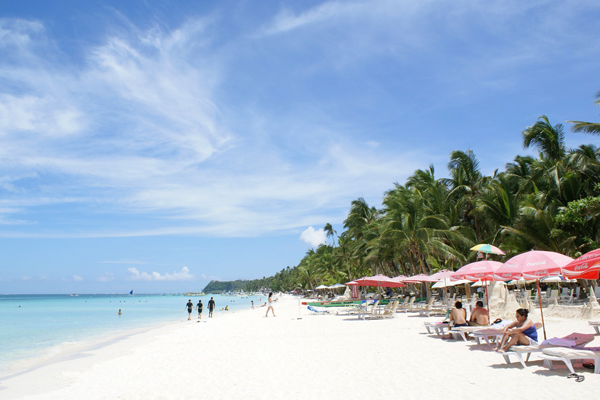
539,347 -> 600,374
357,300 -> 380,319
364,300 -> 399,319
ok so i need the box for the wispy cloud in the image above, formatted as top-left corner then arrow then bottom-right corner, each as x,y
96,272 -> 115,282
127,266 -> 195,281
73,275 -> 83,281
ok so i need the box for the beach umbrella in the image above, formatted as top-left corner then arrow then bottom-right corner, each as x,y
345,281 -> 359,286
354,274 -> 406,288
315,285 -> 329,290
451,260 -> 502,281
471,243 -> 505,256
562,248 -> 600,280
432,278 -> 470,288
494,250 -> 574,340
330,283 -> 346,289
452,261 -> 503,312
420,269 -> 454,283
402,273 -> 430,284
391,275 -> 408,283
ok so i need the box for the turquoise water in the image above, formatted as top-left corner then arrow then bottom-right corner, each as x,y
0,293 -> 262,375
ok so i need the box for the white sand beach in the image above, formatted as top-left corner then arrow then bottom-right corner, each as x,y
1,295 -> 599,400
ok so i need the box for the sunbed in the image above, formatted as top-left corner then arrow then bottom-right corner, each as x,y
589,321 -> 600,334
539,347 -> 600,374
356,300 -> 380,319
449,325 -> 491,341
424,321 -> 449,335
307,305 -> 329,315
364,300 -> 399,319
500,332 -> 595,368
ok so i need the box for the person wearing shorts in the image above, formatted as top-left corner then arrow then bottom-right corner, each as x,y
208,297 -> 215,318
495,308 -> 538,352
196,300 -> 203,320
185,299 -> 193,321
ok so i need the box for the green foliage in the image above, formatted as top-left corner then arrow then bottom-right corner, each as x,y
224,91 -> 600,292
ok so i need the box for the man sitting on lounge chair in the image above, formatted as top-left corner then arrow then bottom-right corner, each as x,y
469,301 -> 489,326
445,301 -> 468,339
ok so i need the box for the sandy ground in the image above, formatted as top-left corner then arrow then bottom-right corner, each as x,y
1,295 -> 599,400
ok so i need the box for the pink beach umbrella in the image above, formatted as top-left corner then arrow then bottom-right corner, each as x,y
494,251 -> 573,340
562,249 -> 600,280
452,261 -> 503,281
420,269 -> 454,283
452,261 -> 503,312
353,274 -> 407,288
402,273 -> 430,284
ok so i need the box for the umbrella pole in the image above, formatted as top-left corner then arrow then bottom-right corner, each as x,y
485,281 -> 490,314
536,279 -> 547,340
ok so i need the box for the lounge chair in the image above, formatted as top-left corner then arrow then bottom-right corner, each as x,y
307,305 -> 329,315
539,347 -> 600,374
357,300 -> 380,319
500,331 -> 595,368
424,321 -> 449,335
589,321 -> 600,334
399,297 -> 415,313
449,325 -> 491,341
364,300 -> 399,319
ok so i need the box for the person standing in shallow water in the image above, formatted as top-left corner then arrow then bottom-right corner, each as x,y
265,292 -> 276,317
196,299 -> 203,320
185,299 -> 193,320
208,297 -> 215,318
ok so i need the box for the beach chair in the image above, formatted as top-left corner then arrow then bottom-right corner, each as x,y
546,289 -> 559,305
424,321 -> 449,335
500,331 -> 595,368
365,300 -> 399,319
357,300 -> 380,319
307,305 -> 329,315
589,321 -> 600,334
399,297 -> 415,313
539,347 -> 600,374
449,325 -> 491,341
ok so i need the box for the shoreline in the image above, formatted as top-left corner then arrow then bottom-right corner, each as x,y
1,295 -> 599,399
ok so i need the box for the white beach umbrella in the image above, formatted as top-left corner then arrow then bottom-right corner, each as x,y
432,278 -> 471,288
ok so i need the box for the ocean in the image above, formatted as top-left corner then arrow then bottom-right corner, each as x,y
0,293 -> 264,376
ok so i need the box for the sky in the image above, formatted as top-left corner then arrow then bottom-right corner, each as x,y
1,0 -> 599,294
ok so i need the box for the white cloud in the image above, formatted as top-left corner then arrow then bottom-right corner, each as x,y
299,226 -> 327,248
96,272 -> 115,282
127,266 -> 195,281
73,275 -> 83,281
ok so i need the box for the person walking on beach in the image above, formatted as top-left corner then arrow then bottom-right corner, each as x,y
185,299 -> 193,320
208,297 -> 215,318
196,299 -> 203,320
265,292 -> 276,317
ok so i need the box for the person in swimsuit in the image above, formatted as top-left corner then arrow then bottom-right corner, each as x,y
495,308 -> 538,352
196,300 -> 203,320
469,301 -> 489,326
208,297 -> 215,318
265,292 -> 276,317
185,299 -> 193,320
445,301 -> 468,339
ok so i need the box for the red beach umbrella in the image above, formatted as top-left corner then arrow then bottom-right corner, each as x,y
494,251 -> 573,340
562,249 -> 600,280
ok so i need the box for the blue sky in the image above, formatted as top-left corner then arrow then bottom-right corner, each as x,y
1,0 -> 599,293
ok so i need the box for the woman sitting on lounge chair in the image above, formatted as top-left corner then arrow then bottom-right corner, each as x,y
495,308 -> 537,353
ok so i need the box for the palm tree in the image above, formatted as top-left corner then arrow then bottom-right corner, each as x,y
522,115 -> 566,163
567,90 -> 600,135
323,223 -> 337,247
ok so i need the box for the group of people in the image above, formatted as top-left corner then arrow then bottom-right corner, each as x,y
445,300 -> 538,352
185,293 -> 277,320
185,297 -> 216,320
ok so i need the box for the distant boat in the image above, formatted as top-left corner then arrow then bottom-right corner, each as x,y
130,290 -> 134,296
71,293 -> 77,297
